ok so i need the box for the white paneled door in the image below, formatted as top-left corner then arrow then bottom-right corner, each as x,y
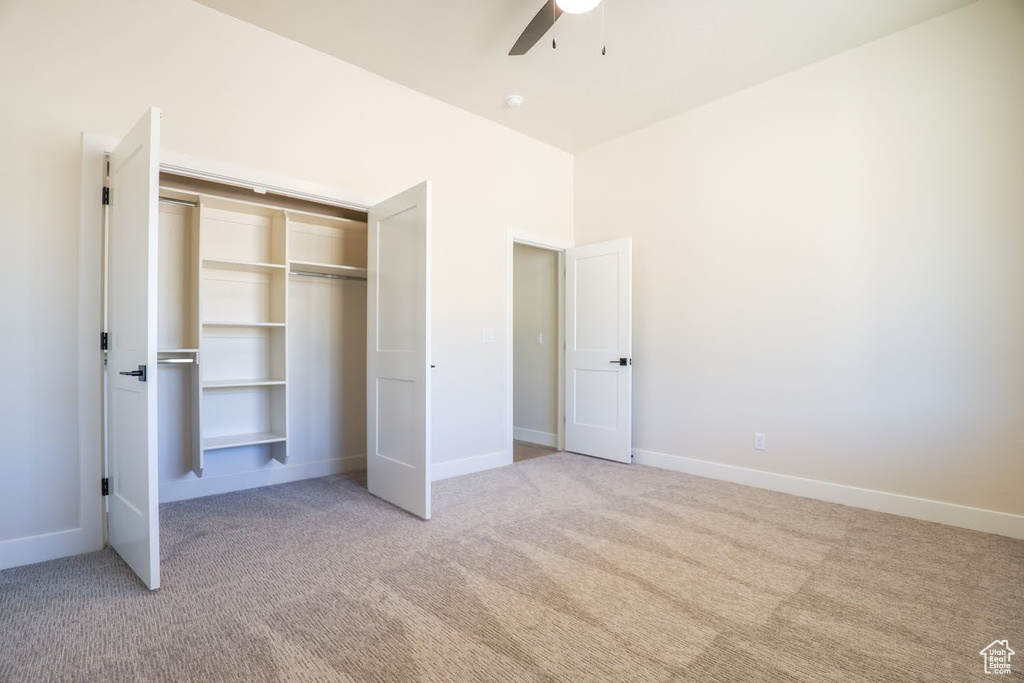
106,107 -> 162,589
366,182 -> 432,519
565,238 -> 633,463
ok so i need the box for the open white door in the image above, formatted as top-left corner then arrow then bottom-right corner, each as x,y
366,182 -> 432,519
565,238 -> 633,463
106,107 -> 161,589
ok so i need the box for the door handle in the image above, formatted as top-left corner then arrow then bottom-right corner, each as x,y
609,358 -> 632,366
119,364 -> 147,382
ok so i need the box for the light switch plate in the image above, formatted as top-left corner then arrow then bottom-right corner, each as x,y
535,332 -> 543,345
483,327 -> 495,343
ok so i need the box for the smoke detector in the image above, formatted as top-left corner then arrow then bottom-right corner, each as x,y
505,94 -> 524,109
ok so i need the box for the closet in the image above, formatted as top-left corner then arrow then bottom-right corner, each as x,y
155,186 -> 368,498
103,106 -> 432,591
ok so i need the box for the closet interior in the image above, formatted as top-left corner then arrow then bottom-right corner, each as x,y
155,175 -> 368,501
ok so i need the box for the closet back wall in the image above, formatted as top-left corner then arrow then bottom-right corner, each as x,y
0,0 -> 572,550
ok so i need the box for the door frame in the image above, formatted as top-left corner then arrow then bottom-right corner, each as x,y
503,230 -> 572,463
76,134 -> 382,562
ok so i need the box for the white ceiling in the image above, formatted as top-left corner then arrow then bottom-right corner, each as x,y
196,0 -> 976,152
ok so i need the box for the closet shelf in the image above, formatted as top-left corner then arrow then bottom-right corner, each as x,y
202,258 -> 286,273
289,260 -> 368,278
202,379 -> 285,389
158,348 -> 198,354
285,208 -> 368,229
202,432 -> 286,451
202,321 -> 285,328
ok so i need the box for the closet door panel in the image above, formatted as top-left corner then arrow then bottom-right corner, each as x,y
367,181 -> 431,520
106,106 -> 161,591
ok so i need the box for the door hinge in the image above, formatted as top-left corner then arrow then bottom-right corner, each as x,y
101,478 -> 109,496
102,186 -> 110,205
101,332 -> 108,351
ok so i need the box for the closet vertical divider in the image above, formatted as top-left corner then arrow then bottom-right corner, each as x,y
270,210 -> 289,465
190,198 -> 204,477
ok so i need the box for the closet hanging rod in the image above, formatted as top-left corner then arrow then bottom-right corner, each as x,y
157,357 -> 195,365
289,270 -> 367,282
159,196 -> 199,208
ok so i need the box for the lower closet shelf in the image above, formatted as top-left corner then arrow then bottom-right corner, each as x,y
202,432 -> 287,451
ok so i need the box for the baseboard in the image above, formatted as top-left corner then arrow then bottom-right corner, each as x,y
632,448 -> 1024,540
0,526 -> 103,572
432,451 -> 511,481
159,455 -> 364,503
513,428 -> 558,448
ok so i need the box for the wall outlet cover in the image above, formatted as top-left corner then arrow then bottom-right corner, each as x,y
754,433 -> 767,451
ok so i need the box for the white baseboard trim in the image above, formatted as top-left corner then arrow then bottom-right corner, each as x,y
0,526 -> 103,572
513,428 -> 558,448
159,455 -> 363,503
632,448 -> 1024,540
432,451 -> 511,481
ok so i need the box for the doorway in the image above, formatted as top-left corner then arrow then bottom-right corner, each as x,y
511,242 -> 563,462
504,233 -> 634,468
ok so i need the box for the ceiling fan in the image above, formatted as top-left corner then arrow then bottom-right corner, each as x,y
509,0 -> 602,56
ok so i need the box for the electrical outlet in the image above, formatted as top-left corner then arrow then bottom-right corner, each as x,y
754,433 -> 766,451
535,332 -> 543,345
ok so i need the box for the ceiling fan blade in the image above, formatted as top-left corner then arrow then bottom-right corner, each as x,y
509,0 -> 564,56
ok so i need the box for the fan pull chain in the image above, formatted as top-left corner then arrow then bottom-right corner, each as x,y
552,0 -> 557,49
601,0 -> 606,55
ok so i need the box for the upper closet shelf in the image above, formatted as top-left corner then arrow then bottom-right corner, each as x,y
289,261 -> 368,278
202,258 -> 285,273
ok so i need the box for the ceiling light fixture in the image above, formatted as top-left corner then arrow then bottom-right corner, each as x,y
555,0 -> 601,14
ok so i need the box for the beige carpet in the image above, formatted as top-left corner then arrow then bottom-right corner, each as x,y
1,453 -> 1021,682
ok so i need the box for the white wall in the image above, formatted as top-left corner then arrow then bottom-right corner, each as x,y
513,244 -> 559,444
575,0 -> 1024,516
0,0 -> 572,554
